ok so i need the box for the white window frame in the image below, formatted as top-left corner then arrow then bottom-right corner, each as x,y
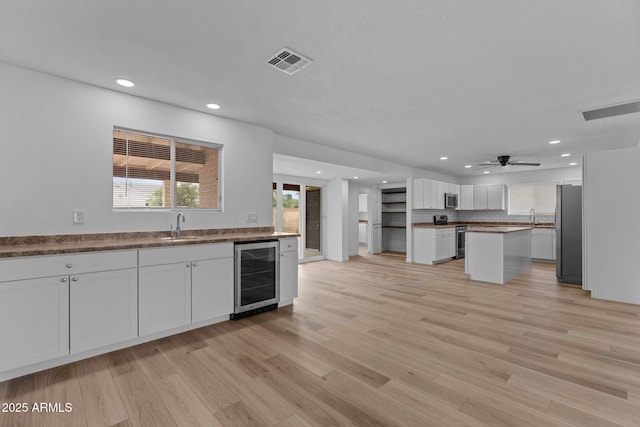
508,182 -> 558,215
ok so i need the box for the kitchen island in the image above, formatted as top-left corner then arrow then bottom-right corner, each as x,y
465,226 -> 532,284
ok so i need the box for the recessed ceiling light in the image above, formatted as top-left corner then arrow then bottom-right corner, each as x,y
548,140 -> 561,144
206,103 -> 221,110
315,170 -> 321,174
116,79 -> 135,88
440,156 -> 448,160
353,176 -> 359,180
561,153 -> 571,157
464,165 -> 472,168
483,171 -> 490,174
569,162 -> 577,166
382,180 -> 388,184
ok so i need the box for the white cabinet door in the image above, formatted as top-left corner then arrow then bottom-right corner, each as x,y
371,189 -> 382,224
435,230 -> 446,260
358,193 -> 368,212
460,185 -> 474,210
139,262 -> 192,336
413,179 -> 425,209
358,223 -> 367,243
191,258 -> 234,323
279,250 -> 299,303
473,185 -> 489,209
0,276 -> 69,372
371,224 -> 382,254
447,230 -> 457,258
434,181 -> 445,209
70,268 -> 138,354
487,184 -> 505,210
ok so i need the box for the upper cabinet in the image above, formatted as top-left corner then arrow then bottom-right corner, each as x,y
459,185 -> 474,210
473,184 -> 506,210
413,179 -> 459,210
358,193 -> 368,213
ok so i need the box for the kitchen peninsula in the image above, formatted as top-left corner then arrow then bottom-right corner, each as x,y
465,226 -> 533,284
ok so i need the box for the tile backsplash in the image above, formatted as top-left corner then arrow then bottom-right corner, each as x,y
413,209 -> 554,224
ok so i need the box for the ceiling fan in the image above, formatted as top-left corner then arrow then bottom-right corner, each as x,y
476,155 -> 540,169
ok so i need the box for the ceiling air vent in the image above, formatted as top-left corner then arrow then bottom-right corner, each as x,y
581,100 -> 640,121
266,48 -> 312,75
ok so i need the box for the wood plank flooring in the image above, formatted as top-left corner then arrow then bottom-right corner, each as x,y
2,252 -> 640,426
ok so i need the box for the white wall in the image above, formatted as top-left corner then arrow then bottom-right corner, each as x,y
584,147 -> 640,304
460,167 -> 581,186
274,134 -> 456,182
348,182 -> 359,256
325,179 -> 349,261
0,63 -> 273,236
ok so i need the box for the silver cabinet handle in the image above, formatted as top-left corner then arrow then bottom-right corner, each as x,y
60,277 -> 67,283
280,253 -> 284,257
192,262 -> 197,267
186,263 -> 191,267
66,264 -> 73,268
72,277 -> 78,282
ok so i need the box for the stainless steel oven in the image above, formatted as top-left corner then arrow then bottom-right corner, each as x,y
456,225 -> 468,259
232,240 -> 279,319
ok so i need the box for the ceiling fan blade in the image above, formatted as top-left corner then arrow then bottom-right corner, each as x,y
475,164 -> 496,169
508,162 -> 540,166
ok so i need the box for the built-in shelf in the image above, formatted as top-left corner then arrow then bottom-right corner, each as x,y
381,187 -> 407,253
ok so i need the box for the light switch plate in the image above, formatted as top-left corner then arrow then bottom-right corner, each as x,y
73,210 -> 85,224
247,212 -> 258,222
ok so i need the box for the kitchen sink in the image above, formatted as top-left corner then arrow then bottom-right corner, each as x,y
160,236 -> 200,241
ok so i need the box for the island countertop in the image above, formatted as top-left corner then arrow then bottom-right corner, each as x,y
465,226 -> 533,233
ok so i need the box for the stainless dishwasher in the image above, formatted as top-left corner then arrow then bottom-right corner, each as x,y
231,240 -> 279,319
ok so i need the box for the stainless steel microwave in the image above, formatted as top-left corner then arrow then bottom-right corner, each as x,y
444,193 -> 458,209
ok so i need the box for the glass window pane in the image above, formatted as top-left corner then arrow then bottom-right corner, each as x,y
174,140 -> 219,209
282,184 -> 300,233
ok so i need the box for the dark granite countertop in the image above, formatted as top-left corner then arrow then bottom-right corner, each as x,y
0,227 -> 299,258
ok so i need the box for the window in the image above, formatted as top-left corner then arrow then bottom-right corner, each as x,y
508,182 -> 556,215
112,128 -> 221,209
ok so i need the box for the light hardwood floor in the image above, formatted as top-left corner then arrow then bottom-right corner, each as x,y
2,252 -> 640,426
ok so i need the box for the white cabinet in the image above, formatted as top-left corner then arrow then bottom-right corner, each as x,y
413,227 -> 456,265
371,224 -> 382,254
472,184 -> 506,210
460,185 -> 474,210
413,179 -> 458,210
70,268 -> 137,354
358,194 -> 368,212
279,238 -> 299,305
139,262 -> 191,336
358,223 -> 367,243
413,179 -> 425,209
191,257 -> 234,323
371,188 -> 382,224
139,243 -> 234,336
0,249 -> 138,373
531,228 -> 556,261
487,184 -> 506,209
473,185 -> 488,209
0,276 -> 69,372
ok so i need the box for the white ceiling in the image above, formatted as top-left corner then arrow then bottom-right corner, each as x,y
2,1 -> 639,178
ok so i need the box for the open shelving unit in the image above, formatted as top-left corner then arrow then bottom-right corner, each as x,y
381,187 -> 406,253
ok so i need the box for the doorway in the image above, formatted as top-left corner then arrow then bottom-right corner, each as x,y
305,186 -> 322,258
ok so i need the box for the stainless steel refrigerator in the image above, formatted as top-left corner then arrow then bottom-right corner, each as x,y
556,185 -> 582,284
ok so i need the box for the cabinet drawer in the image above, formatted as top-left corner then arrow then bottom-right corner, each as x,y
280,238 -> 298,253
0,250 -> 138,283
532,228 -> 554,236
139,242 -> 233,266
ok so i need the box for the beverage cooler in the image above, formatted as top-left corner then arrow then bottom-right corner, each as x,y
232,240 -> 279,319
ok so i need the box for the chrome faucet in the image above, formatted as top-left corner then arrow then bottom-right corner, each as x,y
529,208 -> 536,225
174,212 -> 185,238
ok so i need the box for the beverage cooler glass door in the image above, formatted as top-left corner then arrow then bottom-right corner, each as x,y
234,241 -> 279,313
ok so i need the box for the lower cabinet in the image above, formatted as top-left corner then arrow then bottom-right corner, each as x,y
70,268 -> 138,354
139,262 -> 192,336
414,227 -> 456,265
138,243 -> 234,336
279,237 -> 299,305
531,228 -> 556,261
191,257 -> 234,323
0,276 -> 69,372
